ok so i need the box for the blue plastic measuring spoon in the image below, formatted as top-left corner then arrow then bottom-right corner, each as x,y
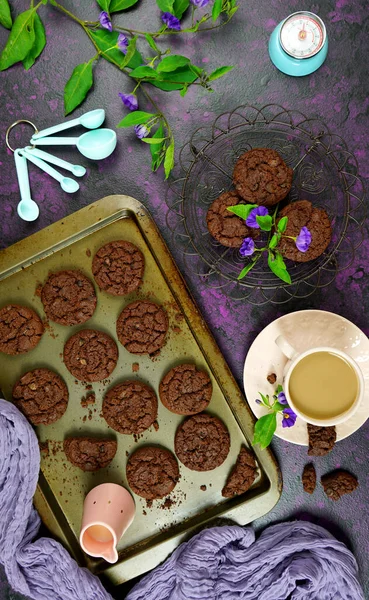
32,109 -> 105,140
20,148 -> 79,193
14,150 -> 39,221
30,129 -> 117,161
25,147 -> 86,177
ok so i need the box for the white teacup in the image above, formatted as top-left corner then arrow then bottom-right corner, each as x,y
275,335 -> 364,426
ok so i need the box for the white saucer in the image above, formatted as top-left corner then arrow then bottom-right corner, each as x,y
243,310 -> 369,445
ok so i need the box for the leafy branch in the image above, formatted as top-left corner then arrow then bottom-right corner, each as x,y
0,0 -> 238,178
252,385 -> 297,449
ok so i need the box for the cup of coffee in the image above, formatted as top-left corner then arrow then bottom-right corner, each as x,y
275,335 -> 364,426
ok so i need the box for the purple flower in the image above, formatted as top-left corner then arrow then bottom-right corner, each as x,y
119,93 -> 138,111
134,124 -> 149,139
282,408 -> 297,428
118,33 -> 129,54
246,206 -> 269,228
277,391 -> 288,405
239,237 -> 255,257
99,11 -> 112,32
190,0 -> 210,6
255,398 -> 262,405
295,226 -> 312,253
161,12 -> 181,30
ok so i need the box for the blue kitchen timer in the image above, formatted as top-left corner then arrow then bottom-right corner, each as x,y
269,11 -> 328,77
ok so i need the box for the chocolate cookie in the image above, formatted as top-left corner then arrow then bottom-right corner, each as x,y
302,464 -> 316,494
116,301 -> 168,355
159,364 -> 212,415
277,200 -> 332,262
92,240 -> 145,296
307,424 -> 336,456
63,329 -> 118,382
126,446 -> 179,500
321,470 -> 358,501
175,413 -> 230,471
12,368 -> 68,425
206,191 -> 256,248
222,446 -> 258,498
0,304 -> 44,355
233,148 -> 292,207
63,437 -> 117,471
41,270 -> 97,326
103,381 -> 158,434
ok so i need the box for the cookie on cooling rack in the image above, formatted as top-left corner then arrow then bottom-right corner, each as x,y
277,200 -> 332,262
233,148 -> 292,207
206,191 -> 257,248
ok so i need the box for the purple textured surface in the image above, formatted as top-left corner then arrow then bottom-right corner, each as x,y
0,0 -> 368,598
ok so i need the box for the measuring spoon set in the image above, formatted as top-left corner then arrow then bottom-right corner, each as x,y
6,109 -> 117,222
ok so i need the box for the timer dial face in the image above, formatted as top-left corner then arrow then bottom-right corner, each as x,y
280,12 -> 326,59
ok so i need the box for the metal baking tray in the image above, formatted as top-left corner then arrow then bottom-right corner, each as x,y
0,196 -> 281,584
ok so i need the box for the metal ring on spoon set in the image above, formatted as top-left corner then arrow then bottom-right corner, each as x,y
5,120 -> 39,153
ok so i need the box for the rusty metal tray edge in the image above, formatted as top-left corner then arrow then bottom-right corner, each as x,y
0,195 -> 282,584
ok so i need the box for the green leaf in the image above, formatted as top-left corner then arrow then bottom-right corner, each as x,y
208,65 -> 234,81
227,204 -> 257,220
117,111 -> 155,127
150,65 -> 198,91
150,123 -> 165,171
64,59 -> 94,116
141,137 -> 166,144
156,0 -> 174,11
123,35 -> 137,67
259,393 -> 271,407
189,64 -> 203,77
273,402 -> 287,413
129,65 -> 159,79
278,216 -> 288,233
276,384 -> 283,394
22,13 -> 46,71
173,0 -> 190,18
228,6 -> 238,17
96,0 -> 111,11
268,233 -> 279,250
145,33 -> 160,53
212,0 -> 222,21
252,413 -> 277,450
256,215 -> 273,231
89,29 -> 142,69
0,8 -> 36,70
110,0 -> 139,11
179,85 -> 188,97
157,54 -> 190,73
268,251 -> 292,284
164,139 -> 175,179
237,261 -> 256,280
0,0 -> 12,29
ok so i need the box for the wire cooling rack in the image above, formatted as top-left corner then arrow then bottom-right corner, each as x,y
166,104 -> 366,305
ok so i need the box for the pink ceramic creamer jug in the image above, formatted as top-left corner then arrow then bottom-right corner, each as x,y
80,483 -> 135,564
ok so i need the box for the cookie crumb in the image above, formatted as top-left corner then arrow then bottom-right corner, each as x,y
86,249 -> 91,257
267,373 -> 277,384
200,485 -> 207,491
302,464 -> 316,494
132,363 -> 140,373
39,441 -> 49,457
35,284 -> 43,297
153,420 -> 159,431
161,497 -> 174,510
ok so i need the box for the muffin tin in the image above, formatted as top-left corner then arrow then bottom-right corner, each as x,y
0,195 -> 280,585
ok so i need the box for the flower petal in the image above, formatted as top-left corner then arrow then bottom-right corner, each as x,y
239,237 -> 255,257
296,226 -> 312,253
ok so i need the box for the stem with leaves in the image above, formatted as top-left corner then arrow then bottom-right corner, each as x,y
0,0 -> 238,178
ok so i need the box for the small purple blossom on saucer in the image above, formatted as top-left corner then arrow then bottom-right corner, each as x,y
246,206 -> 268,229
296,226 -> 312,253
277,391 -> 287,405
134,124 -> 149,139
282,408 -> 297,428
118,33 -> 129,54
119,93 -> 138,111
190,0 -> 210,6
161,12 -> 181,30
255,398 -> 262,405
240,237 -> 255,257
99,11 -> 112,32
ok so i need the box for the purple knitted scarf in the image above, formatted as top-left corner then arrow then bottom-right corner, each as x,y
0,398 -> 364,600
